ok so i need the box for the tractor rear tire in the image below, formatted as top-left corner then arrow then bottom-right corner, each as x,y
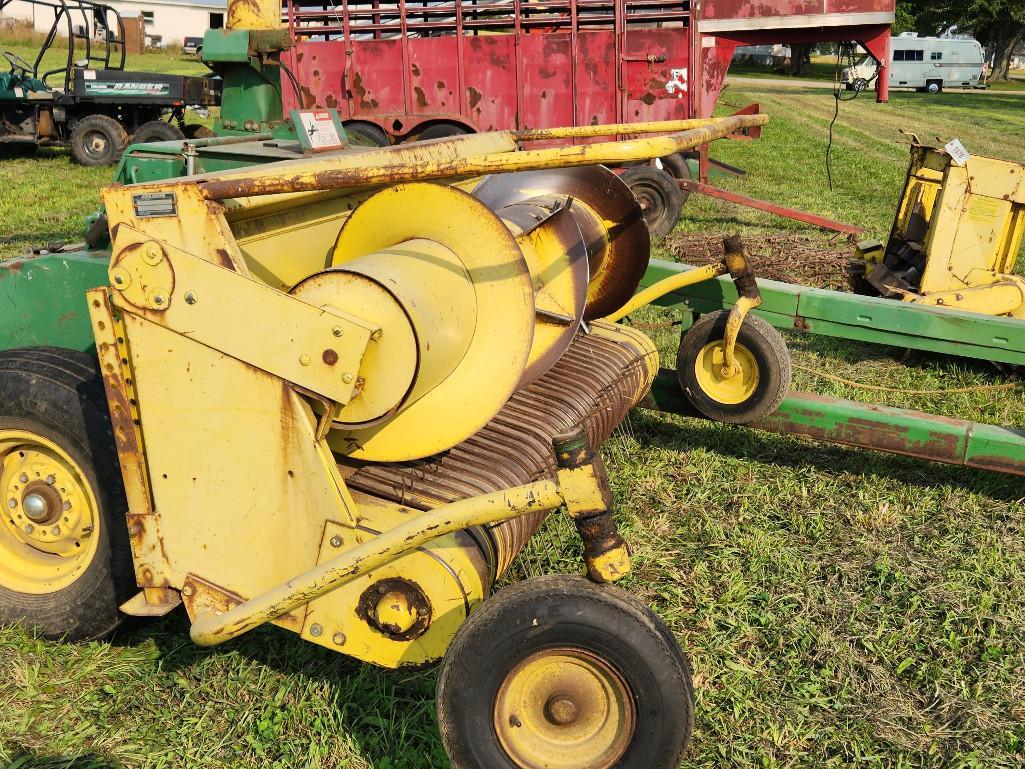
0,348 -> 134,641
677,310 -> 791,424
437,575 -> 694,769
416,123 -> 471,141
132,120 -> 185,144
69,114 -> 128,167
620,166 -> 684,240
183,124 -> 215,140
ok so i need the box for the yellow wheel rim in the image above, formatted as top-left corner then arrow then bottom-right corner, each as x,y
693,340 -> 759,405
494,648 -> 636,769
0,430 -> 101,594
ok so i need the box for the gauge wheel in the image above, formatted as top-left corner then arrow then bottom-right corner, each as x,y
344,121 -> 390,147
0,347 -> 134,640
437,575 -> 694,769
677,310 -> 791,424
69,114 -> 128,167
183,124 -> 215,140
619,166 -> 684,240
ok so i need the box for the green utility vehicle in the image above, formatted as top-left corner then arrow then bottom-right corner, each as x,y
0,0 -> 219,165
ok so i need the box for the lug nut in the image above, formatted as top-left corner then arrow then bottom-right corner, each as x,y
23,523 -> 34,534
18,473 -> 28,484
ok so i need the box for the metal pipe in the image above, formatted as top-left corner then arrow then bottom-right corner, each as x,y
604,262 -> 727,323
189,478 -> 565,645
199,114 -> 768,200
512,118 -> 720,142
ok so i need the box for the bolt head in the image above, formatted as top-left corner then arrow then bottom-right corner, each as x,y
184,291 -> 198,305
22,523 -> 34,534
7,498 -> 16,509
299,354 -> 312,366
342,372 -> 355,384
310,623 -> 323,637
332,632 -> 346,646
51,525 -> 61,536
45,474 -> 55,485
18,473 -> 28,484
332,326 -> 344,337
144,243 -> 163,265
330,535 -> 343,548
182,585 -> 195,597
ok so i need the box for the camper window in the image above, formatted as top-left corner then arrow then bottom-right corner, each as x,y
894,50 -> 924,62
931,51 -> 942,60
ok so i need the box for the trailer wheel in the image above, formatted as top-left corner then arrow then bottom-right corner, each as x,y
926,80 -> 942,94
0,348 -> 134,641
619,166 -> 684,240
344,121 -> 390,147
132,120 -> 185,144
69,114 -> 127,166
184,124 -> 215,140
437,575 -> 694,769
677,310 -> 791,424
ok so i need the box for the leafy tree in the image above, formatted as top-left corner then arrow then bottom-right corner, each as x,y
897,0 -> 1025,80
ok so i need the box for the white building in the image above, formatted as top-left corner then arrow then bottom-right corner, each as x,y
1,0 -> 227,46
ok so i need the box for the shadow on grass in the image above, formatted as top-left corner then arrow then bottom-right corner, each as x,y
630,406 -> 1025,501
110,611 -> 447,768
2,747 -> 125,768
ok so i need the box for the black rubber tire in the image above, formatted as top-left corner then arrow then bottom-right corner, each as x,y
676,310 -> 791,424
183,124 -> 215,140
132,120 -> 185,144
344,121 -> 390,147
619,166 -> 684,240
69,114 -> 128,166
0,347 -> 134,641
415,123 -> 471,141
437,575 -> 694,769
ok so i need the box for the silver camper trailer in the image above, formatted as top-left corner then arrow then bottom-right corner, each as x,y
844,34 -> 986,93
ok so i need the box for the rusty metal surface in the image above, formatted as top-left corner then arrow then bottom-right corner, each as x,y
474,166 -> 649,320
667,231 -> 856,292
341,321 -> 658,577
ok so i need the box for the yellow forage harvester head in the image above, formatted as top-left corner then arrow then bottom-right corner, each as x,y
86,117 -> 762,751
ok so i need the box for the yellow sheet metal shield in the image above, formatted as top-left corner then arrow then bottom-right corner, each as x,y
325,182 -> 535,461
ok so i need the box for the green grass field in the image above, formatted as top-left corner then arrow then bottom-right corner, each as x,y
3,72 -> 1025,768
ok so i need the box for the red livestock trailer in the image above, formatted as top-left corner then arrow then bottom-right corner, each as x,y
276,0 -> 894,234
280,0 -> 894,143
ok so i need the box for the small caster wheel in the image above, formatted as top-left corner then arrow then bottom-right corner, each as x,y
676,309 -> 791,424
436,575 -> 694,769
619,166 -> 684,240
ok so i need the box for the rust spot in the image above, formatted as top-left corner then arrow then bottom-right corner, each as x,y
436,80 -> 445,90
299,85 -> 317,108
413,86 -> 427,108
58,310 -> 76,323
322,348 -> 339,365
411,63 -> 420,76
467,86 -> 482,110
214,249 -> 235,271
325,93 -> 338,108
640,92 -> 656,106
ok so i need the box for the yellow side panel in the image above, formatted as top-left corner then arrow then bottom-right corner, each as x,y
124,315 -> 358,598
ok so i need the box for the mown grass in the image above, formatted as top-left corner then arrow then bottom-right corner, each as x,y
2,83 -> 1025,768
